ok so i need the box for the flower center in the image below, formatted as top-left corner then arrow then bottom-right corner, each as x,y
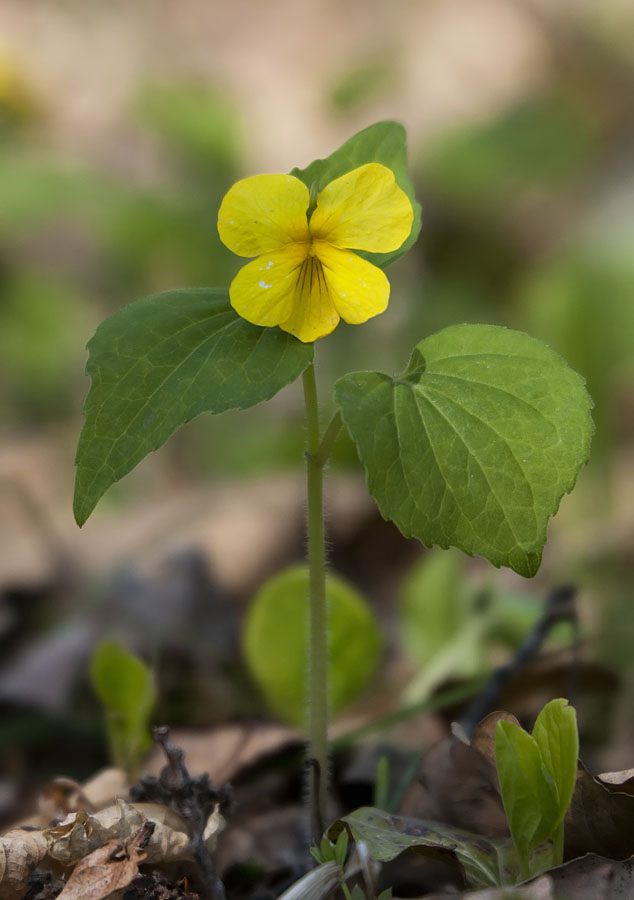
296,253 -> 326,305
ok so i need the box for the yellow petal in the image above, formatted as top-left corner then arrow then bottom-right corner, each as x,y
229,244 -> 308,327
218,174 -> 310,257
279,257 -> 340,343
315,241 -> 390,324
310,163 -> 413,253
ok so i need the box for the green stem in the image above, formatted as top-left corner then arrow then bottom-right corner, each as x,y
315,410 -> 343,467
302,360 -> 329,839
552,822 -> 564,868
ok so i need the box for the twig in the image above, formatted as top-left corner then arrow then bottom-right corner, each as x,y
130,726 -> 232,900
459,585 -> 579,738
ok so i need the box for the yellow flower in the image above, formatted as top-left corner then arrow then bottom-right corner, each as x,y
217,163 -> 414,343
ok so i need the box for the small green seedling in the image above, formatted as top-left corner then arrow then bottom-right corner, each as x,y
310,829 -> 349,867
310,831 -> 352,900
310,830 -> 391,900
373,755 -> 391,812
495,698 -> 578,881
90,638 -> 157,778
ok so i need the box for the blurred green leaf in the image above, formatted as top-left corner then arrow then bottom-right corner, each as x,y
328,57 -> 395,113
516,252 -> 634,458
96,188 -> 237,290
402,621 -> 488,706
399,550 -> 486,703
335,324 -> 594,578
0,152 -> 95,231
291,120 -> 421,269
0,272 -> 86,420
242,565 -> 382,726
0,146 -> 237,296
90,639 -> 156,775
400,549 -> 465,664
422,92 -> 597,209
486,589 -> 548,648
136,81 -> 242,175
74,289 -> 313,525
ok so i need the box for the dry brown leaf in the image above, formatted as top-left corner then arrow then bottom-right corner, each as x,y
56,821 -> 153,900
203,804 -> 225,846
596,768 -> 634,795
98,801 -> 189,835
128,801 -> 223,859
81,768 -> 130,809
546,853 -> 634,898
143,723 -> 301,785
45,806 -> 132,864
400,725 -> 509,837
45,799 -> 223,868
0,828 -> 48,900
497,654 -> 618,719
216,804 -> 304,876
422,856 -> 634,900
470,711 -> 519,767
424,876 -> 554,899
15,769 -> 129,833
565,764 -> 634,859
38,777 -> 94,827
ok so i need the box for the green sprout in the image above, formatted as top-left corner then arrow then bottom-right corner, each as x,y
495,698 -> 579,881
90,638 -> 156,779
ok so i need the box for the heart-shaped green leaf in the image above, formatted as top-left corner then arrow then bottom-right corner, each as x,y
74,288 -> 313,525
335,324 -> 593,577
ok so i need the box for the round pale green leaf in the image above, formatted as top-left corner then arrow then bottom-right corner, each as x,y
335,324 -> 593,578
242,565 -> 382,727
291,120 -> 421,269
74,288 -> 313,525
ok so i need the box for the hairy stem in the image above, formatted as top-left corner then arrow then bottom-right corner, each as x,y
302,360 -> 329,840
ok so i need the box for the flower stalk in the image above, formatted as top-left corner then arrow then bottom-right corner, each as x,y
302,359 -> 329,838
